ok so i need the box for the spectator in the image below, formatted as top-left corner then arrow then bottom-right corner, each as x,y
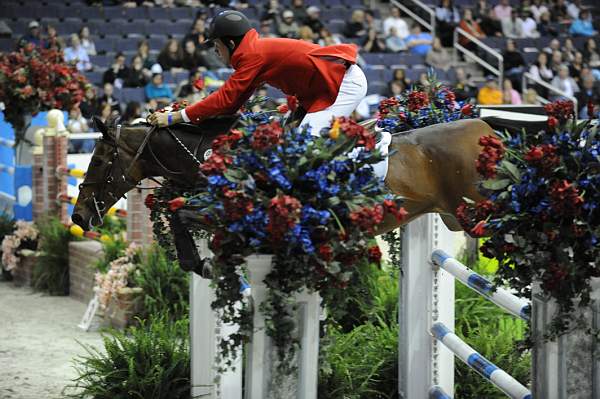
137,39 -> 155,72
145,67 -> 174,107
278,10 -> 300,38
570,51 -> 585,83
453,67 -> 476,101
318,28 -> 342,46
502,10 -> 522,38
543,38 -> 561,55
569,9 -> 598,37
98,82 -> 121,114
562,38 -> 577,62
552,0 -> 570,23
290,0 -> 308,23
405,24 -> 433,56
184,17 -> 208,48
98,102 -> 114,124
64,33 -> 92,72
344,9 -> 367,39
551,64 -> 579,98
79,26 -> 96,56
576,76 -> 600,117
362,28 -> 386,53
102,52 -> 129,88
386,80 -> 405,97
477,76 -> 503,105
386,27 -> 407,52
502,78 -> 522,104
458,8 -> 485,52
304,6 -> 324,36
122,101 -> 143,124
519,11 -> 539,38
365,10 -> 383,34
418,72 -> 430,88
538,11 -> 558,36
45,25 -> 64,51
583,38 -> 600,68
493,0 -> 512,21
158,39 -> 184,72
383,7 -> 409,40
435,0 -> 460,47
480,8 -> 503,37
523,88 -> 541,104
124,55 -> 148,88
262,0 -> 282,23
182,39 -> 202,70
502,39 -> 525,89
567,0 -> 582,20
178,68 -> 207,104
259,19 -> 278,38
67,105 -> 89,134
529,52 -> 554,82
299,26 -> 315,43
391,68 -> 411,89
80,86 -> 99,120
550,50 -> 564,74
17,21 -> 44,48
473,0 -> 489,21
426,37 -> 451,71
530,0 -> 549,22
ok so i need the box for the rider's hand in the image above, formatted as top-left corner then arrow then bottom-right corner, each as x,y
147,111 -> 183,127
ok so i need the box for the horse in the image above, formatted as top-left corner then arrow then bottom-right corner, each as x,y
72,114 -> 495,270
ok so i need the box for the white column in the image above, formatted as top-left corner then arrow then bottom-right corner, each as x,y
398,214 -> 461,398
191,239 -> 242,399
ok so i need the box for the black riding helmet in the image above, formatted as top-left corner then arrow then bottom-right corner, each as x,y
205,10 -> 252,53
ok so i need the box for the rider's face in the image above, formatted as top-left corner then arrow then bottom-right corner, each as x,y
215,39 -> 231,65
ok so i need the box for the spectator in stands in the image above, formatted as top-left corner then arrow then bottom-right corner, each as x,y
493,0 -> 512,21
576,75 -> 600,117
473,0 -> 489,21
158,39 -> 184,73
185,17 -> 208,47
278,10 -> 300,39
570,51 -> 585,83
458,8 -> 486,52
80,86 -> 99,120
383,7 -> 409,40
145,66 -> 174,107
103,52 -> 129,88
178,68 -> 207,104
98,82 -> 121,114
480,8 -> 503,37
122,101 -> 143,124
519,11 -> 539,38
137,39 -> 155,73
477,76 -> 503,105
259,19 -> 278,38
362,28 -> 386,53
552,0 -> 570,23
79,26 -> 96,56
426,37 -> 451,71
502,78 -> 522,104
64,33 -> 92,72
304,6 -> 324,37
124,55 -> 148,88
344,9 -> 368,40
453,67 -> 476,101
550,50 -> 564,74
550,64 -> 579,98
365,10 -> 383,34
44,25 -> 64,51
386,80 -> 405,97
418,72 -> 430,88
529,52 -> 554,82
290,0 -> 308,24
544,38 -> 561,55
435,0 -> 460,47
583,38 -> 600,68
17,21 -> 44,49
262,0 -> 282,23
67,105 -> 89,134
182,39 -> 202,70
502,10 -> 522,38
567,0 -> 582,20
386,27 -> 407,52
391,68 -> 411,89
523,88 -> 541,104
530,0 -> 549,22
562,38 -> 577,62
299,26 -> 316,43
405,24 -> 433,56
538,11 -> 558,36
569,9 -> 598,37
502,39 -> 525,89
318,28 -> 342,46
98,102 -> 115,124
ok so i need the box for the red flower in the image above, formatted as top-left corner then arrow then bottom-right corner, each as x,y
338,117 -> 376,150
144,194 -> 156,209
544,100 -> 574,121
318,245 -> 334,262
277,103 -> 289,113
524,144 -> 559,174
200,152 -> 232,175
286,95 -> 298,112
547,116 -> 558,130
168,197 -> 186,212
587,100 -> 595,119
549,180 -> 583,214
222,188 -> 254,220
267,195 -> 302,238
212,129 -> 244,151
349,204 -> 384,234
407,91 -> 429,111
383,199 -> 408,222
367,245 -> 382,264
524,146 -> 544,162
476,135 -> 505,179
378,97 -> 400,116
470,220 -> 486,237
193,77 -> 205,91
252,121 -> 283,150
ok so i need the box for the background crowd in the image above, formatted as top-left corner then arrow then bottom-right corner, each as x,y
1,0 -> 599,147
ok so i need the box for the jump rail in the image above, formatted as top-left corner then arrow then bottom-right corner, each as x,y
57,194 -> 127,218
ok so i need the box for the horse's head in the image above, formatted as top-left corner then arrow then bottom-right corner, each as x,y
72,115 -> 144,230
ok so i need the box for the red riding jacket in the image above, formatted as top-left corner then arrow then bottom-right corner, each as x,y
183,29 -> 358,123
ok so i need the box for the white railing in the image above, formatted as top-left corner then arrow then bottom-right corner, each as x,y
522,72 -> 579,119
391,0 -> 436,36
453,27 -> 504,87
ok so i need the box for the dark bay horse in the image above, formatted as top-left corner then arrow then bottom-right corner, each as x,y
72,115 -> 495,260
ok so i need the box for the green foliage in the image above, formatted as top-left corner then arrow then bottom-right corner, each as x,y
66,315 -> 190,399
94,236 -> 128,274
133,245 -> 189,321
32,216 -> 73,295
96,214 -> 126,237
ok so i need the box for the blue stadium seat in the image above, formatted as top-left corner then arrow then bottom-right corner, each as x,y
148,37 -> 167,51
121,20 -> 149,37
79,6 -> 101,21
325,0 -> 343,6
103,7 -> 127,20
174,71 -> 189,84
362,53 -> 382,64
150,21 -> 173,37
0,38 -> 16,52
86,20 -> 106,36
55,20 -> 82,36
367,81 -> 387,96
147,7 -> 171,21
107,19 -> 128,36
170,21 -> 193,36
119,37 -> 140,52
169,7 -> 195,21
122,7 -> 148,20
90,54 -> 112,69
344,0 -> 363,6
120,88 -> 146,104
328,19 -> 346,34
84,70 -> 103,85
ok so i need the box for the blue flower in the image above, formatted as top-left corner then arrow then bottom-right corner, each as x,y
267,167 -> 292,190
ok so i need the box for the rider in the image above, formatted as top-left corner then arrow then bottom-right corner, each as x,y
147,9 -> 368,136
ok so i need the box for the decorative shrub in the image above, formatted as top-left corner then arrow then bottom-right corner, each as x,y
32,216 -> 72,295
94,242 -> 141,311
1,220 -> 38,273
0,214 -> 15,280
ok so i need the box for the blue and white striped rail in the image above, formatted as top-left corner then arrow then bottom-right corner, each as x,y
431,322 -> 531,399
432,249 -> 531,322
0,163 -> 15,175
429,386 -> 452,399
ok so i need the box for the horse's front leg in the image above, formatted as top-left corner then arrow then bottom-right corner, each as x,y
169,210 -> 212,278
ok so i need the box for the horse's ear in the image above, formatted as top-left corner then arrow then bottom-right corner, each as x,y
92,116 -> 109,139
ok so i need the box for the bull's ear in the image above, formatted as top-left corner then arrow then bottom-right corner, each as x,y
92,116 -> 109,138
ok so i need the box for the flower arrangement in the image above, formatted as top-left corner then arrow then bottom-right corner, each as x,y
1,221 -> 38,273
0,44 -> 87,134
148,110 -> 406,367
377,73 -> 478,133
94,242 -> 141,311
457,100 -> 600,335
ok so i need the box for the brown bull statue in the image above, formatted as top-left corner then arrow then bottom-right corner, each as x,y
72,115 -> 494,270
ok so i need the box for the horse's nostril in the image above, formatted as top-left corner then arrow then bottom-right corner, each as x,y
71,213 -> 85,229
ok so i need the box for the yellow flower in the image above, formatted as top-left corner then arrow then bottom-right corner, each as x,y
329,119 -> 340,140
100,234 -> 112,244
69,224 -> 84,238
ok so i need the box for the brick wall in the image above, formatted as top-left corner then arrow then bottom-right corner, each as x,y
32,153 -> 44,221
12,253 -> 38,287
69,241 -> 104,304
126,180 -> 158,247
41,135 -> 68,221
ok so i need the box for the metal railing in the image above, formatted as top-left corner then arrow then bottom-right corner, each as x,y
453,27 -> 504,87
522,72 -> 579,119
391,0 -> 436,36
